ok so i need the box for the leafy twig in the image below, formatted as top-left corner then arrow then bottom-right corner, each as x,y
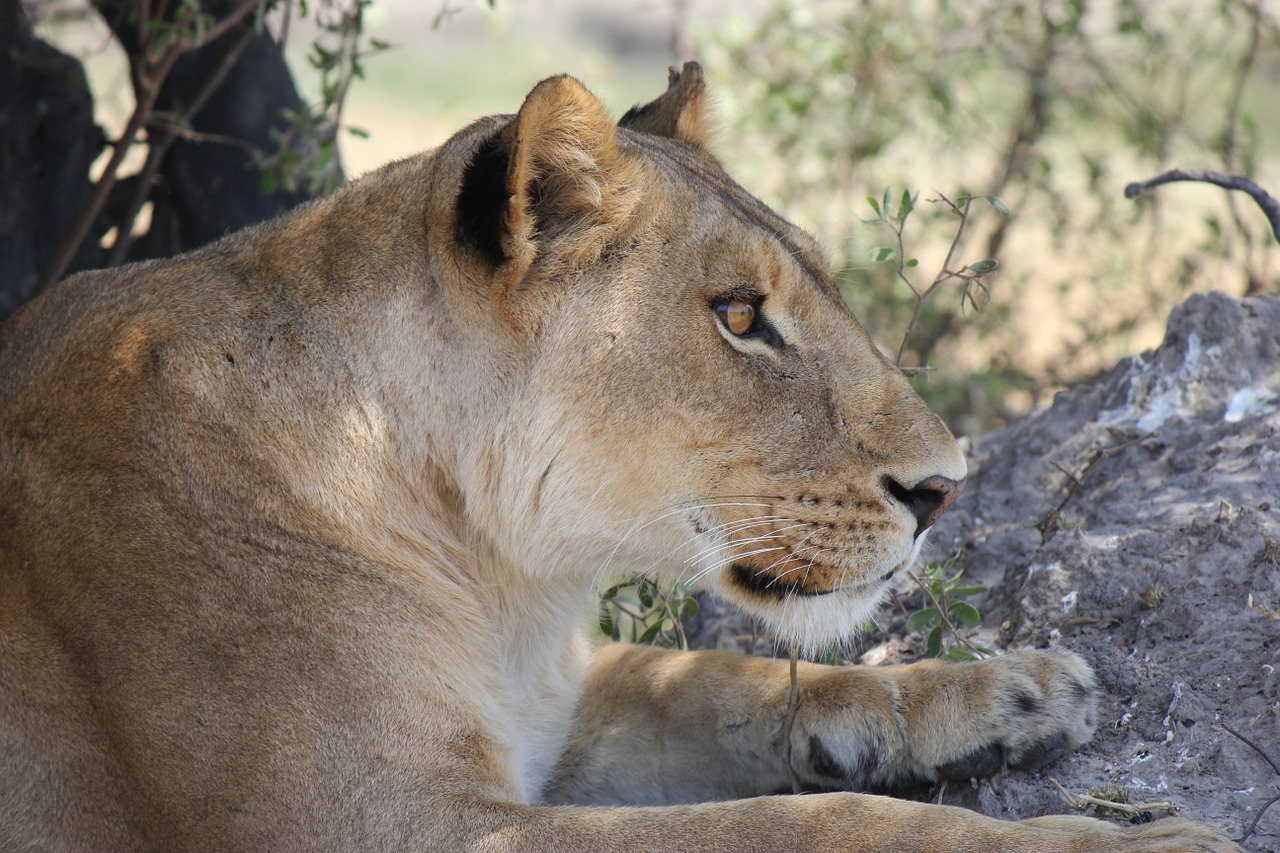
108,5 -> 260,266
34,0 -> 263,294
598,577 -> 698,649
863,189 -> 1005,368
906,563 -> 991,660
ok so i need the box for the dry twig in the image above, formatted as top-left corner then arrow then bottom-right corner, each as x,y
1050,778 -> 1179,819
1222,722 -> 1280,844
1038,433 -> 1156,542
782,648 -> 802,794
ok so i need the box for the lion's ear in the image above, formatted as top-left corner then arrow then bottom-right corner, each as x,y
456,75 -> 642,313
618,61 -> 713,148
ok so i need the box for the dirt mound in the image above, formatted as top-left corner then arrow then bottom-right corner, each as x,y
689,291 -> 1280,847
924,291 -> 1279,846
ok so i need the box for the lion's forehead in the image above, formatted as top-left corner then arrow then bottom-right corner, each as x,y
618,131 -> 839,301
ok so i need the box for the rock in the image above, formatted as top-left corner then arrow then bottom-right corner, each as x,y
926,291 -> 1280,848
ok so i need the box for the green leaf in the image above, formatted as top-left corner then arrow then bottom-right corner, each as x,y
951,601 -> 981,626
925,625 -> 943,657
638,583 -> 655,608
963,258 -> 999,274
975,646 -> 996,657
947,648 -> 978,661
597,610 -> 614,636
683,597 -> 699,618
905,258 -> 919,267
637,621 -> 664,645
950,586 -> 986,597
906,607 -> 939,633
898,188 -> 917,225
866,195 -> 881,216
346,126 -> 370,139
883,187 -> 892,217
986,195 -> 1010,216
869,247 -> 897,263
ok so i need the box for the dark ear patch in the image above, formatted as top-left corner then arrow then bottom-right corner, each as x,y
455,129 -> 512,267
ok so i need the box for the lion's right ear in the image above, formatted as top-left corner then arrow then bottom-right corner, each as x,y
455,75 -> 642,317
618,61 -> 713,148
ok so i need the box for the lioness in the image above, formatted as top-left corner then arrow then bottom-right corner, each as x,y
0,64 -> 1239,852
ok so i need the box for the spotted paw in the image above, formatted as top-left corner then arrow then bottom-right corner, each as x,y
791,648 -> 1098,792
902,648 -> 1098,783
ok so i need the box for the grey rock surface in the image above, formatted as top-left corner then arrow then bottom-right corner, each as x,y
928,291 -> 1280,848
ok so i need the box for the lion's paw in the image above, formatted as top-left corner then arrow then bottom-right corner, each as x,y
793,649 -> 1098,791
905,649 -> 1099,783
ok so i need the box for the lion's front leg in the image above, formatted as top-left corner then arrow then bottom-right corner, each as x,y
541,643 -> 1096,805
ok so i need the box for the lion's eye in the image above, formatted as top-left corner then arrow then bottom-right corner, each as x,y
718,300 -> 756,336
712,293 -> 783,347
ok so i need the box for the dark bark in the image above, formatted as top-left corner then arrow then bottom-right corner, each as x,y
0,6 -> 103,321
95,0 -> 335,261
1124,168 -> 1280,243
0,2 -> 335,320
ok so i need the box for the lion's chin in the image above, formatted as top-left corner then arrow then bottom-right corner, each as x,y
703,569 -> 892,657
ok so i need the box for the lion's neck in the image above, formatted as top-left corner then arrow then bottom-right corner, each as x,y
455,540 -> 594,802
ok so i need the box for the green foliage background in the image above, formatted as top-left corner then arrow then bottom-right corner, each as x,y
700,0 -> 1279,433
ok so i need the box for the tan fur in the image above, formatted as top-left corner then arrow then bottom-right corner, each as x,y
0,64 -> 1240,852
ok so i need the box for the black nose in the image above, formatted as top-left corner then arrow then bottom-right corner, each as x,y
883,475 -> 965,537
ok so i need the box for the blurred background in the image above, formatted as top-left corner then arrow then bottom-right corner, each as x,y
20,0 -> 1280,434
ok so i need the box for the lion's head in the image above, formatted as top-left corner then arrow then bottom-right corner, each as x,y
423,63 -> 965,650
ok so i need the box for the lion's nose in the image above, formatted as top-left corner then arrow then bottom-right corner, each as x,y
882,475 -> 966,537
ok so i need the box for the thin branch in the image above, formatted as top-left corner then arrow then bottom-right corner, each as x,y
1221,1 -> 1262,174
782,648 -> 802,794
894,194 -> 979,367
1038,433 -> 1156,542
1124,169 -> 1280,242
1222,723 -> 1280,776
193,0 -> 263,47
33,36 -> 185,296
659,590 -> 688,651
148,116 -> 263,153
1237,793 -> 1280,845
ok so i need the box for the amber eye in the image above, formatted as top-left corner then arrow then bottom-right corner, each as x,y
718,300 -> 756,336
